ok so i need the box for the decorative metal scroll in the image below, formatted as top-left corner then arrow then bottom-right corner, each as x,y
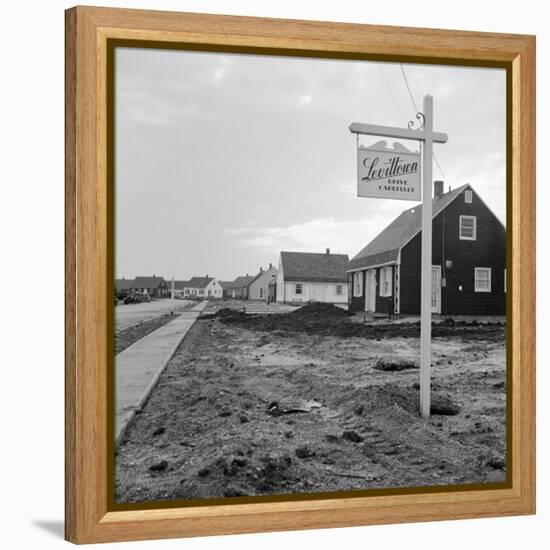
408,112 -> 425,131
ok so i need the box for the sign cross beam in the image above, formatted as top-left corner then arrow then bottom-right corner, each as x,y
349,122 -> 448,144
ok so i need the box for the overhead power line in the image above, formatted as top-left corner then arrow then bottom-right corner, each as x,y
378,63 -> 406,126
399,64 -> 447,180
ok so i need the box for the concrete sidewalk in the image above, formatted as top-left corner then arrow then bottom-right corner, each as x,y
115,300 -> 208,443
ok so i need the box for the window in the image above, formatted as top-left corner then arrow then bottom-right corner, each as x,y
295,283 -> 303,295
475,268 -> 491,292
353,272 -> 363,297
459,215 -> 477,240
336,284 -> 343,296
464,189 -> 473,203
380,266 -> 393,297
260,288 -> 263,298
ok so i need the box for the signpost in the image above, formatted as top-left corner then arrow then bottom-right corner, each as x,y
350,94 -> 448,418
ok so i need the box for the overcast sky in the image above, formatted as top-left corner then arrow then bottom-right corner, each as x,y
115,48 -> 506,281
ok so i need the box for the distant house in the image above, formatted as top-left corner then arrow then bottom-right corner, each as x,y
131,276 -> 168,297
248,264 -> 278,301
347,182 -> 506,316
227,273 -> 254,300
276,249 -> 349,304
218,281 -> 235,299
115,277 -> 133,298
184,276 -> 223,299
172,280 -> 190,298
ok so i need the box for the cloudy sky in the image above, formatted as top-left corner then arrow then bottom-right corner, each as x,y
115,48 -> 506,281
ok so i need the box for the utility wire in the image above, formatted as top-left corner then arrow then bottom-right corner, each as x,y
378,63 -> 406,126
399,63 -> 447,180
400,64 -> 419,114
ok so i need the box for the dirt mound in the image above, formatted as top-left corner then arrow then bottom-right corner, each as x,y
287,302 -> 351,319
212,305 -> 505,341
374,359 -> 419,372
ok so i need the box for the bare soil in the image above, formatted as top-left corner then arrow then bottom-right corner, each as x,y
115,304 -> 507,504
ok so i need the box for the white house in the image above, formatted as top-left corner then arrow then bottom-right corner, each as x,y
276,249 -> 349,304
248,264 -> 278,301
183,276 -> 223,299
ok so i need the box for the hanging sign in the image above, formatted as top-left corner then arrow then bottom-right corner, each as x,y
357,141 -> 421,201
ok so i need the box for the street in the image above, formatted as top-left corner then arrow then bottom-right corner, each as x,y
115,298 -> 193,331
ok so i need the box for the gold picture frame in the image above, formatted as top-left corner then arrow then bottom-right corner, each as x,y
65,5 -> 536,544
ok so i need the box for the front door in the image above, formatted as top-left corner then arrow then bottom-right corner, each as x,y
431,265 -> 441,314
365,270 -> 376,312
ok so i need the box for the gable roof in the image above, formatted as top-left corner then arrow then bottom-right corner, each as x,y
132,276 -> 166,289
187,276 -> 214,289
173,280 -> 190,290
348,184 -> 470,271
231,275 -> 255,288
280,251 -> 349,283
115,278 -> 134,290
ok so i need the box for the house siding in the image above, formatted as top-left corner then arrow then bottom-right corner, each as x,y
349,266 -> 395,315
281,281 -> 348,304
400,189 -> 506,315
248,267 -> 278,301
349,271 -> 365,311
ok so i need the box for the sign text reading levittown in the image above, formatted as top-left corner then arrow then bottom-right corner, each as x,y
357,142 -> 421,201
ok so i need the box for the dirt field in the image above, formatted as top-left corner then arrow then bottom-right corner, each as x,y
115,304 -> 507,504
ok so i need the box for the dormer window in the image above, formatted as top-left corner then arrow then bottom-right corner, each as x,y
459,215 -> 477,240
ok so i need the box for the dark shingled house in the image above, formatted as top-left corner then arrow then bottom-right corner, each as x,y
131,276 -> 168,298
276,249 -> 349,304
348,182 -> 506,316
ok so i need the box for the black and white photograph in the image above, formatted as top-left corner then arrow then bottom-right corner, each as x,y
113,47 -> 507,504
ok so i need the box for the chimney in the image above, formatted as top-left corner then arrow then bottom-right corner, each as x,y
260,267 -> 263,273
434,180 -> 444,199
326,248 -> 330,255
269,263 -> 272,269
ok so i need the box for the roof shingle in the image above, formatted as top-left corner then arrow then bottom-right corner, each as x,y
348,184 -> 469,271
280,251 -> 349,283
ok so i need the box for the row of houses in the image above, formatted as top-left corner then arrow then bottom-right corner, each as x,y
116,183 -> 506,315
115,276 -> 169,298
272,182 -> 506,316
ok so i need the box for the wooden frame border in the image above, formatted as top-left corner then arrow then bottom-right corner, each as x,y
65,6 -> 536,544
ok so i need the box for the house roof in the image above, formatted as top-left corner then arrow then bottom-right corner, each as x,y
218,281 -> 233,289
230,275 -> 255,288
132,276 -> 166,289
187,276 -> 214,289
173,280 -> 190,290
348,184 -> 469,271
115,278 -> 134,290
280,251 -> 349,283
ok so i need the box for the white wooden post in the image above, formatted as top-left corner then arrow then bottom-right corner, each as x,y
420,95 -> 433,418
349,94 -> 447,419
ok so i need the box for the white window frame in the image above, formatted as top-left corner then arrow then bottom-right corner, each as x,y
464,189 -> 473,203
295,283 -> 303,295
474,267 -> 491,293
353,272 -> 363,297
379,266 -> 393,297
459,215 -> 477,241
